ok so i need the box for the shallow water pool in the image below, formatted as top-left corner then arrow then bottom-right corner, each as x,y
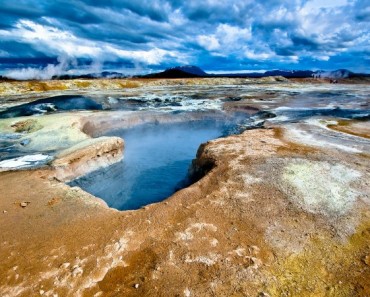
70,119 -> 228,210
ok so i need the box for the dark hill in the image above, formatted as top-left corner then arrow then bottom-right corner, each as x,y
264,70 -> 314,78
170,66 -> 208,76
143,65 -> 208,78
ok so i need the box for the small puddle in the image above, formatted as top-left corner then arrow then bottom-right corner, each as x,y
69,117 -> 235,210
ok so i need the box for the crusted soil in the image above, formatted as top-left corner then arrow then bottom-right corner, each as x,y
10,119 -> 43,133
0,121 -> 369,296
0,80 -> 369,296
327,120 -> 370,139
0,77 -> 359,104
52,136 -> 124,182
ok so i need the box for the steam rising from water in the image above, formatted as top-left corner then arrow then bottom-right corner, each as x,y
70,119 -> 227,210
5,56 -> 73,80
4,56 -> 103,80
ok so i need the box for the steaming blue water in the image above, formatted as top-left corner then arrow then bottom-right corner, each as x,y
67,106 -> 370,211
2,85 -> 368,206
70,119 -> 226,210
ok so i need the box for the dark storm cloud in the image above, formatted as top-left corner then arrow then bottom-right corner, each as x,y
291,35 -> 320,51
0,0 -> 368,72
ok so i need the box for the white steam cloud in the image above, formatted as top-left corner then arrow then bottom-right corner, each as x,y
4,56 -> 105,80
5,56 -> 74,80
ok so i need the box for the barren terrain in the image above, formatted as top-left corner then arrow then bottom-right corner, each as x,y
0,78 -> 369,297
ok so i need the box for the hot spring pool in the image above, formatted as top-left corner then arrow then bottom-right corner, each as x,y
67,99 -> 370,211
69,119 -> 229,210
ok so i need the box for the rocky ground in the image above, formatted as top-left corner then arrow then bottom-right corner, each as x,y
0,78 -> 369,296
1,76 -> 365,106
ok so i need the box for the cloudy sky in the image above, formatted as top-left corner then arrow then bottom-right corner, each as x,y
0,0 -> 369,76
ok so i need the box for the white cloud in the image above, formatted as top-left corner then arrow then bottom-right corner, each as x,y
207,69 -> 267,74
215,24 -> 251,44
197,24 -> 251,54
0,49 -> 10,57
169,9 -> 187,26
0,0 -> 368,71
315,55 -> 330,61
0,19 -> 181,65
304,0 -> 348,12
197,35 -> 220,51
244,51 -> 272,60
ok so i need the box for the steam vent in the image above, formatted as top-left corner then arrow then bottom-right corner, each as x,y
1,1 -> 370,296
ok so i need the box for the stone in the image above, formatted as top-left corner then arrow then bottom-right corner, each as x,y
11,119 -> 42,133
363,255 -> 370,266
20,202 -> 30,208
47,197 -> 61,206
20,139 -> 31,146
244,256 -> 262,268
249,245 -> 260,255
59,262 -> 70,269
71,265 -> 83,277
52,137 -> 124,182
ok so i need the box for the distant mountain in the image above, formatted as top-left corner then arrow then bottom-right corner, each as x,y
142,65 -> 208,78
0,75 -> 14,81
52,74 -> 94,80
313,69 -> 353,79
100,71 -> 127,78
170,66 -> 208,76
52,71 -> 126,80
3,65 -> 369,81
264,70 -> 314,78
219,70 -> 314,78
142,66 -> 368,79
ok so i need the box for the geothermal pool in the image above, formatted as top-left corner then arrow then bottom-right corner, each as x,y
70,119 -> 228,210
1,83 -> 369,210
70,107 -> 370,210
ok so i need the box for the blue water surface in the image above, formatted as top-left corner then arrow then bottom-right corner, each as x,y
70,119 -> 225,210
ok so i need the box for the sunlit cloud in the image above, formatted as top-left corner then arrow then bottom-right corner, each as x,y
0,19 -> 183,65
0,0 -> 368,72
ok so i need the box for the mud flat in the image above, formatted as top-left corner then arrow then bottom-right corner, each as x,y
0,79 -> 369,296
